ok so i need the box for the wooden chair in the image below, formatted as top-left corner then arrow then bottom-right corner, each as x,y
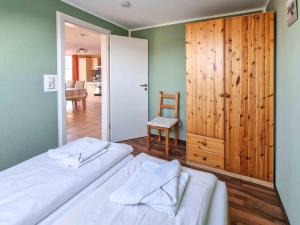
66,80 -> 76,88
147,91 -> 180,157
65,81 -> 87,110
74,81 -> 87,110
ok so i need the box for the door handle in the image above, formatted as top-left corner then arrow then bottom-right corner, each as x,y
140,84 -> 148,87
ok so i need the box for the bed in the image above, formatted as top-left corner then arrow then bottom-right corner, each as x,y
0,143 -> 133,225
38,155 -> 133,225
49,153 -> 228,225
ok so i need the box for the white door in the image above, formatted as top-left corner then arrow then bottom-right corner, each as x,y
110,35 -> 148,142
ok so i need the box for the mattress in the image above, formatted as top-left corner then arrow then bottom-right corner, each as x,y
206,181 -> 228,225
0,144 -> 133,225
38,154 -> 134,225
51,153 -> 228,225
43,156 -> 227,225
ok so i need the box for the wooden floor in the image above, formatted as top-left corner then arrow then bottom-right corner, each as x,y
122,137 -> 288,225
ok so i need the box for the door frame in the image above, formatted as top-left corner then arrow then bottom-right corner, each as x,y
56,12 -> 111,146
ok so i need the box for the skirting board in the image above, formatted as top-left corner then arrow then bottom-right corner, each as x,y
186,161 -> 274,189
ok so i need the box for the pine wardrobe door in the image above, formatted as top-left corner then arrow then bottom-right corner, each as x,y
224,12 -> 275,182
186,19 -> 225,169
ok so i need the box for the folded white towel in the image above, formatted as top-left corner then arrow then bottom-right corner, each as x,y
109,160 -> 189,216
48,137 -> 109,168
61,149 -> 108,168
149,171 -> 189,216
107,142 -> 134,152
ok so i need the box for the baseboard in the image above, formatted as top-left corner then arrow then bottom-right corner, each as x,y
186,160 -> 274,188
274,185 -> 291,225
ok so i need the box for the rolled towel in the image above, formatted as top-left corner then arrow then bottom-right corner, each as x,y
109,160 -> 189,216
48,137 -> 109,168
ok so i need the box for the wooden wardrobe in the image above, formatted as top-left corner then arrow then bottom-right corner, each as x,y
185,12 -> 274,182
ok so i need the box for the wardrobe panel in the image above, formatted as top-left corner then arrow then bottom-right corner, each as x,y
186,23 -> 197,134
186,19 -> 225,169
186,19 -> 225,140
225,13 -> 274,182
187,133 -> 224,155
187,147 -> 224,169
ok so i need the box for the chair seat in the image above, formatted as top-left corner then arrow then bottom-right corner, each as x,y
147,117 -> 178,128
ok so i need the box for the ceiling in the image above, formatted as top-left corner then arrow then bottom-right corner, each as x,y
65,22 -> 102,55
61,0 -> 268,30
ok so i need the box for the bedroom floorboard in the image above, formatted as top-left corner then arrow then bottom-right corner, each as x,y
121,137 -> 288,225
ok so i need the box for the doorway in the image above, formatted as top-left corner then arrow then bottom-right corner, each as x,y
57,13 -> 149,146
56,12 -> 110,146
64,23 -> 103,143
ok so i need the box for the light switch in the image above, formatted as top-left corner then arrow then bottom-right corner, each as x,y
44,74 -> 57,92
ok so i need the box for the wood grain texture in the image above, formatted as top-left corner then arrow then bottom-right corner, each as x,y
186,19 -> 225,168
122,137 -> 287,225
224,12 -> 275,182
187,133 -> 224,154
187,147 -> 224,169
186,19 -> 225,139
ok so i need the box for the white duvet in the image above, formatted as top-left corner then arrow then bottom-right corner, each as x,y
0,143 -> 133,225
52,153 -> 217,225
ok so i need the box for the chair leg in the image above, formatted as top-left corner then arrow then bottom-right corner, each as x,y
174,124 -> 179,147
165,128 -> 169,158
147,125 -> 151,151
158,130 -> 161,142
74,100 -> 78,109
82,97 -> 86,111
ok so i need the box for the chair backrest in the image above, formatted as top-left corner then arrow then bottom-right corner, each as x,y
75,81 -> 85,89
66,80 -> 75,88
157,91 -> 180,119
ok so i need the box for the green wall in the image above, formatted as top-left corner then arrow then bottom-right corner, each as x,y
132,25 -> 186,140
267,0 -> 300,224
0,0 -> 127,171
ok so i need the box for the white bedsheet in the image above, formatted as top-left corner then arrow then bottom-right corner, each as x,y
51,153 -> 221,225
0,144 -> 133,225
206,181 -> 228,225
38,154 -> 134,225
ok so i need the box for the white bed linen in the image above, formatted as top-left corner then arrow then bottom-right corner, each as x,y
51,153 -> 223,225
48,138 -> 109,168
206,181 -> 228,225
109,160 -> 190,216
38,154 -> 134,225
0,145 -> 132,225
41,166 -> 227,225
